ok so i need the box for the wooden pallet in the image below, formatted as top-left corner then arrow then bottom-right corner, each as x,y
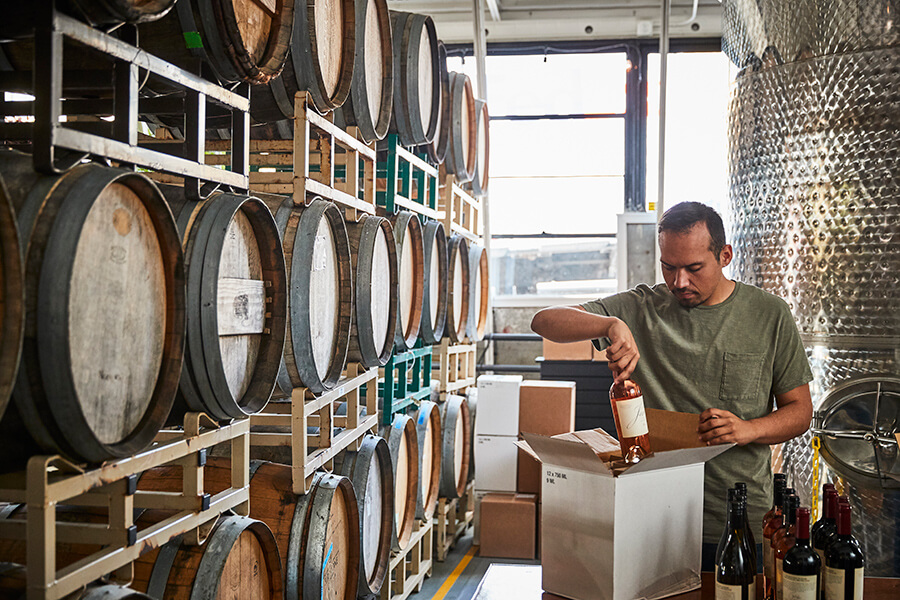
434,483 -> 475,562
376,134 -> 442,221
439,172 -> 482,243
204,93 -> 377,220
434,481 -> 475,562
379,519 -> 434,600
0,414 -> 250,600
249,363 -> 380,494
436,340 -> 477,400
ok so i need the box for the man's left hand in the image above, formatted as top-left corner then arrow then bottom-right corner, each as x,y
697,408 -> 759,446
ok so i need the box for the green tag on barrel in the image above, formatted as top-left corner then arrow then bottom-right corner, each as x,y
183,31 -> 203,49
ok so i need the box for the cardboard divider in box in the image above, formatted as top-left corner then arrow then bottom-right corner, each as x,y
206,93 -> 377,221
380,518 -> 434,600
516,409 -> 734,600
0,413 -> 250,600
249,363 -> 380,494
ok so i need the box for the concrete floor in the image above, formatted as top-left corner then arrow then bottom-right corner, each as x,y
415,531 -> 540,600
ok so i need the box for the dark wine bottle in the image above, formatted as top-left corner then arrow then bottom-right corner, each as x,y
716,488 -> 739,569
735,481 -> 758,573
774,494 -> 800,600
812,488 -> 838,567
823,502 -> 865,600
764,486 -> 792,600
810,484 -> 835,541
783,507 -> 821,600
716,495 -> 757,600
764,474 -> 788,529
608,378 -> 651,463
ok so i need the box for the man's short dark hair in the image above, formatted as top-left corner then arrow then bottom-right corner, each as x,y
657,202 -> 727,259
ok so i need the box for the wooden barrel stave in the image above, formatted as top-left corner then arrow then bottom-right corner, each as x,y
165,187 -> 287,420
388,11 -> 441,147
139,0 -> 295,85
334,435 -> 393,598
466,243 -> 489,343
260,195 -> 352,396
132,515 -> 283,600
65,0 -> 177,25
466,387 -> 477,483
420,220 -> 448,345
416,41 -> 450,164
335,0 -> 394,142
0,181 -> 23,423
380,414 -> 419,552
414,401 -> 442,521
390,211 -> 425,351
470,98 -> 491,196
0,150 -> 184,465
445,234 -> 469,343
346,214 -> 398,368
446,71 -> 477,183
439,394 -> 471,499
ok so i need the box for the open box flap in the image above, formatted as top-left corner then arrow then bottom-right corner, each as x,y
519,432 -> 613,476
619,443 -> 735,475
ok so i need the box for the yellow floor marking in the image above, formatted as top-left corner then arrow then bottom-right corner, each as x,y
430,545 -> 477,600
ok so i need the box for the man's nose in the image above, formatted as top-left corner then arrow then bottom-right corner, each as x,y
674,269 -> 690,288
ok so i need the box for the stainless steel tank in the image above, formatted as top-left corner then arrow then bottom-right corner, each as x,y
724,0 -> 900,575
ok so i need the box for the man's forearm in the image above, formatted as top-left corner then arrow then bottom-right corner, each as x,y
531,306 -> 619,343
748,388 -> 813,445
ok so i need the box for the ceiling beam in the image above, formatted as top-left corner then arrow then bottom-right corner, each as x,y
485,0 -> 501,21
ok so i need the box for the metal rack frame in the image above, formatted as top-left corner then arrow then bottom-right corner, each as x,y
377,134 -> 441,220
0,5 -> 249,200
380,346 -> 434,425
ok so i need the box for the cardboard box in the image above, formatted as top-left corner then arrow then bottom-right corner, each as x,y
517,380 -> 576,495
542,339 -> 609,361
475,375 -> 523,437
516,409 -> 734,600
473,489 -> 490,546
479,493 -> 538,559
474,435 -> 518,492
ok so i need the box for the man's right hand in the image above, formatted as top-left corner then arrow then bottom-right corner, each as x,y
606,318 -> 639,382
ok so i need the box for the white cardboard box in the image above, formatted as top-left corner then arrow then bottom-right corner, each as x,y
517,409 -> 734,600
475,375 -> 523,436
474,434 -> 518,492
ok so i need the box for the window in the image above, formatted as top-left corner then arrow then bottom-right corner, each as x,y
447,52 -> 628,304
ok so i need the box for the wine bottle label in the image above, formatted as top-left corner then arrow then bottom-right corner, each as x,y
824,567 -> 863,600
615,395 -> 649,437
715,580 -> 756,600
764,544 -> 774,580
783,572 -> 818,600
775,558 -> 784,600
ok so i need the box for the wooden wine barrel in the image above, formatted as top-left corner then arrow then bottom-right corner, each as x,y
439,394 -> 471,499
263,195 -> 352,396
250,0 -> 356,122
390,211 -> 425,351
466,243 -> 489,342
466,388 -> 477,483
138,461 -> 359,600
346,214 -> 398,368
414,401 -> 442,521
0,564 -> 153,600
445,235 -> 470,343
335,0 -> 394,142
140,0 -> 294,85
417,41 -> 450,164
470,99 -> 491,196
420,220 -> 448,345
0,149 -> 184,464
380,414 -> 419,551
388,11 -> 441,147
0,183 -> 23,423
163,187 -> 287,420
446,71 -> 477,183
335,435 -> 393,598
132,515 -> 283,600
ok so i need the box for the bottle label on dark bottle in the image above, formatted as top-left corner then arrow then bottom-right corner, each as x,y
716,580 -> 755,600
776,558 -> 784,600
783,572 -> 817,600
616,395 -> 648,437
765,544 -> 774,580
824,567 -> 863,600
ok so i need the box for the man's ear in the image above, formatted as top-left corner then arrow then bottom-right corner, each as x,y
719,244 -> 734,267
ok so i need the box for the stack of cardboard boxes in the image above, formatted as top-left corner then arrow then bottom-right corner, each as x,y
475,376 -> 576,560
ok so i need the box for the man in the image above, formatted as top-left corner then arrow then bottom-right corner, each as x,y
531,202 -> 813,568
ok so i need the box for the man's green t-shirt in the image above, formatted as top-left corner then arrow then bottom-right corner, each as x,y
581,281 -> 813,543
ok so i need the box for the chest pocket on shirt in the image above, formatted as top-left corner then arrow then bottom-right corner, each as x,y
719,352 -> 765,402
